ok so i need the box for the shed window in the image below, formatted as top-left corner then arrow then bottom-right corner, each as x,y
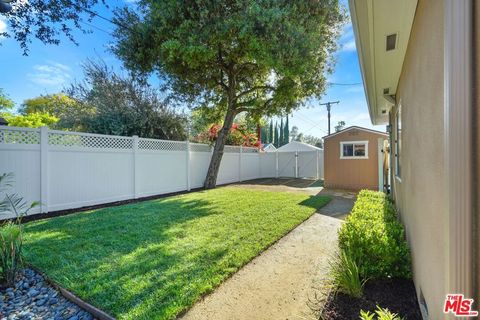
340,141 -> 369,159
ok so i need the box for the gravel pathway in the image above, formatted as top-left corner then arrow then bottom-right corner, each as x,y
0,268 -> 94,320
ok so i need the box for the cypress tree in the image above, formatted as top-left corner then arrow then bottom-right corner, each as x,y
279,118 -> 284,147
284,116 -> 290,145
269,120 -> 274,144
274,122 -> 279,147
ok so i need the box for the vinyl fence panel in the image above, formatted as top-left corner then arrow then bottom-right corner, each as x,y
0,126 -> 324,218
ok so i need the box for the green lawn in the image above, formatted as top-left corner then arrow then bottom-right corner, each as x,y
23,187 -> 330,320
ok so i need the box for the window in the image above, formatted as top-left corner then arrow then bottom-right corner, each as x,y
340,141 -> 369,159
395,105 -> 402,178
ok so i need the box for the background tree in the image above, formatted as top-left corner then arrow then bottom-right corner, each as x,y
0,89 -> 14,111
334,120 -> 346,132
301,135 -> 323,148
66,61 -> 187,140
3,113 -> 59,128
113,0 -> 345,188
289,125 -> 300,142
274,122 -> 280,148
283,116 -> 290,145
20,93 -> 92,131
269,120 -> 274,145
279,118 -> 284,148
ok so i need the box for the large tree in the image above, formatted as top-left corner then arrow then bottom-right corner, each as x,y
0,0 -> 113,54
67,61 -> 188,140
113,0 -> 345,188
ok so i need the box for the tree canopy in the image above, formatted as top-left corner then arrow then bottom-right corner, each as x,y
0,89 -> 14,111
0,0 -> 109,54
66,61 -> 187,140
20,93 -> 91,130
113,0 -> 345,188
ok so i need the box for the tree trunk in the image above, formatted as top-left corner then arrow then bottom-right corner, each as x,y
204,105 -> 237,189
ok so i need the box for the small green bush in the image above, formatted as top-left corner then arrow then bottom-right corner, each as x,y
0,222 -> 23,286
338,190 -> 411,279
329,249 -> 365,298
360,306 -> 403,320
0,172 -> 38,285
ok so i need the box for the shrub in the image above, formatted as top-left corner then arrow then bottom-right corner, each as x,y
0,223 -> 23,286
360,306 -> 403,320
338,190 -> 411,279
328,249 -> 365,298
0,173 -> 38,285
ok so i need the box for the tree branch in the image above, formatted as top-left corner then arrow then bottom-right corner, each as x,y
236,85 -> 275,100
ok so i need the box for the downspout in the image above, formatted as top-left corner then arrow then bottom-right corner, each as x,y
444,0 -> 474,302
472,0 -> 480,306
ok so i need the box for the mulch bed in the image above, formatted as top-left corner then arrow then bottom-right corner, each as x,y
321,278 -> 422,320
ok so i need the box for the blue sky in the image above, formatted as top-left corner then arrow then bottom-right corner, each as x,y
0,1 -> 384,138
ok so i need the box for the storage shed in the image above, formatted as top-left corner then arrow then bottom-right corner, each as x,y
323,126 -> 387,190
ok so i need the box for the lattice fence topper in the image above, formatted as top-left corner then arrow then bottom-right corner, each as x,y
189,143 -> 211,153
0,127 -> 40,144
242,147 -> 259,153
49,131 -> 133,149
224,145 -> 241,153
138,138 -> 187,151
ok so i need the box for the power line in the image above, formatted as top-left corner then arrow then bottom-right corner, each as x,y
79,20 -> 113,36
292,112 -> 328,135
327,82 -> 362,86
65,0 -> 136,34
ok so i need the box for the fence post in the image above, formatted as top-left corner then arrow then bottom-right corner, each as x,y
40,126 -> 49,213
239,146 -> 243,182
133,135 -> 139,199
275,151 -> 279,178
316,150 -> 320,180
295,151 -> 298,178
186,140 -> 191,191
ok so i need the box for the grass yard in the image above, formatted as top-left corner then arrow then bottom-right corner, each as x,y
23,187 -> 330,320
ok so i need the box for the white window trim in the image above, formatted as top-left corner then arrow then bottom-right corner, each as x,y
339,140 -> 369,159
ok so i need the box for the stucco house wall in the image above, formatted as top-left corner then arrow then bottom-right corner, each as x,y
323,127 -> 386,191
390,0 -> 447,317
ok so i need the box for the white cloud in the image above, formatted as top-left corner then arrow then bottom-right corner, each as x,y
0,17 -> 7,41
0,19 -> 6,33
338,22 -> 357,52
341,40 -> 356,52
27,61 -> 72,87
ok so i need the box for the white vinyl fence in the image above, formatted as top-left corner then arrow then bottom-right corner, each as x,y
0,126 -> 323,217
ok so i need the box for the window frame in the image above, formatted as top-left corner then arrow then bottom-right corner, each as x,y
339,140 -> 369,159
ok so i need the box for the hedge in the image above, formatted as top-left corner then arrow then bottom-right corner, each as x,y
338,190 -> 411,279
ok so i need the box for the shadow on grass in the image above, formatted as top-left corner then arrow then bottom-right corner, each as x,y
23,190 -> 330,319
24,196 -> 226,319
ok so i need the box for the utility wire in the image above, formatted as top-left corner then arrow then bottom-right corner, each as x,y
327,82 -> 362,86
65,0 -> 136,34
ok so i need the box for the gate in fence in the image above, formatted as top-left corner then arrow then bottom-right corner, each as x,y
0,126 -> 324,217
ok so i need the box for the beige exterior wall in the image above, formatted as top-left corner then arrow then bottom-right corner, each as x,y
391,0 -> 446,318
324,128 -> 386,191
475,0 -> 480,304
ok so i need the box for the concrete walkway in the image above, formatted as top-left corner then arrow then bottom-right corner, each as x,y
180,213 -> 343,320
181,180 -> 355,320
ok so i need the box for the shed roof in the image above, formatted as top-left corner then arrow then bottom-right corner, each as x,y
322,126 -> 387,140
276,141 -> 322,152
